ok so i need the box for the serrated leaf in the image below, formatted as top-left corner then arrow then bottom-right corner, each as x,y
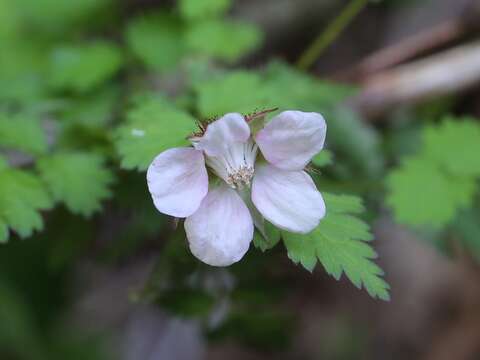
37,152 -> 114,217
0,112 -> 48,155
49,41 -> 123,93
179,0 -> 231,20
126,12 -> 185,71
386,157 -> 475,228
283,193 -> 389,300
0,169 -> 53,240
114,95 -> 197,171
185,19 -> 262,62
423,118 -> 480,177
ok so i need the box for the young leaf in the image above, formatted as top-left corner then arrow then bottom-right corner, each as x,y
49,41 -> 123,93
185,19 -> 262,62
283,193 -> 390,301
126,13 -> 185,71
0,169 -> 53,241
114,95 -> 197,171
0,112 -> 48,155
178,0 -> 231,20
37,152 -> 114,216
386,157 -> 475,228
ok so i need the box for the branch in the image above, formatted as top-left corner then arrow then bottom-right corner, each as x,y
348,41 -> 480,118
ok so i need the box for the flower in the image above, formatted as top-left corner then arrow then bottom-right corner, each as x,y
147,110 -> 327,266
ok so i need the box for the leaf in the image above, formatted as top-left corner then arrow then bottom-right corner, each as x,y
326,107 -> 384,179
0,219 -> 8,243
60,86 -> 119,130
312,150 -> 333,167
386,118 -> 480,229
126,12 -> 185,71
49,41 -> 123,93
114,95 -> 197,171
195,71 -> 275,117
185,19 -> 262,62
0,169 -> 53,240
0,112 -> 48,155
178,0 -> 231,20
37,152 -> 114,217
423,118 -> 480,177
253,221 -> 281,252
263,62 -> 356,109
386,157 -> 476,228
283,193 -> 389,300
13,0 -> 113,32
454,207 -> 480,261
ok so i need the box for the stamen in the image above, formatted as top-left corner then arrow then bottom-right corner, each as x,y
202,138 -> 257,189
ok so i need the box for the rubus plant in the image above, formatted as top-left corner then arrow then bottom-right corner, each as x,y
0,0 -> 390,330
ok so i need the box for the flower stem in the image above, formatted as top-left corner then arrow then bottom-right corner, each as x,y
296,0 -> 369,71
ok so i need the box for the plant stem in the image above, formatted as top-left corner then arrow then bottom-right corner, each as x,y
296,0 -> 369,71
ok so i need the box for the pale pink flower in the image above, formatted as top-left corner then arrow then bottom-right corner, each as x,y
147,111 -> 326,266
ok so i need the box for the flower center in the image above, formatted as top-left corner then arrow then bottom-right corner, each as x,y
205,139 -> 257,189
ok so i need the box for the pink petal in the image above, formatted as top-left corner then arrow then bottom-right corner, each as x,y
184,184 -> 254,266
251,164 -> 326,233
193,113 -> 250,157
255,110 -> 326,170
147,147 -> 208,218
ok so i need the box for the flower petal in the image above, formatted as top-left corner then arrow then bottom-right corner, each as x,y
193,113 -> 250,157
252,164 -> 326,233
147,147 -> 208,218
185,184 -> 254,266
255,110 -> 326,170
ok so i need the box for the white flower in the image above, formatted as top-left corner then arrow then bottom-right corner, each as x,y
147,111 -> 327,266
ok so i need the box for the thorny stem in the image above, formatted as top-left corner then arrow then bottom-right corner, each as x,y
296,0 -> 369,71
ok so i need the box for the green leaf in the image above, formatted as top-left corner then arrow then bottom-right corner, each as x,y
423,118 -> 480,177
195,71 -> 275,117
312,150 -> 333,167
386,157 -> 475,228
13,0 -> 113,32
185,19 -> 262,62
0,112 -> 48,155
37,152 -> 114,217
0,219 -> 8,243
454,207 -> 480,261
126,12 -> 185,71
114,95 -> 197,171
263,62 -> 356,110
0,169 -> 53,240
49,41 -> 123,93
386,118 -> 480,228
60,87 -> 119,130
178,0 -> 231,20
253,221 -> 281,252
283,193 -> 389,300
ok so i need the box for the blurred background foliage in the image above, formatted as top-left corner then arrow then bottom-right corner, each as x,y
1,0 -> 480,359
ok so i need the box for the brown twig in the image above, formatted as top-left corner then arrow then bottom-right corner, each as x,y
348,41 -> 480,119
